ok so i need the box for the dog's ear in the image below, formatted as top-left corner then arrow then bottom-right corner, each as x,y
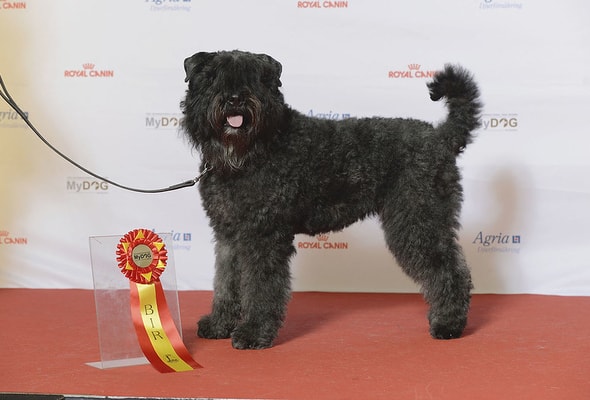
257,53 -> 283,88
184,52 -> 215,83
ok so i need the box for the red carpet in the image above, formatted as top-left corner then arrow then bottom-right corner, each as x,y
1,289 -> 589,399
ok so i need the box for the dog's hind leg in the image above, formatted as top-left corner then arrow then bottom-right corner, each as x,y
379,179 -> 472,339
197,239 -> 242,340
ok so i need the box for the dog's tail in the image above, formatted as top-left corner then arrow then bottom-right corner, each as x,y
427,64 -> 482,153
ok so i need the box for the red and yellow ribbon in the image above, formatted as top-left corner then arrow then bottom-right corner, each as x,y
116,229 -> 202,373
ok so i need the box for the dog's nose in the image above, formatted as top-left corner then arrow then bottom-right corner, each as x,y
227,95 -> 242,106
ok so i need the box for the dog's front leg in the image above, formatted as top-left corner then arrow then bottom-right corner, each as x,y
197,239 -> 242,340
231,232 -> 295,350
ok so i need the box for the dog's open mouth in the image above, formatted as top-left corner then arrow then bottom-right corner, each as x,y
226,115 -> 244,128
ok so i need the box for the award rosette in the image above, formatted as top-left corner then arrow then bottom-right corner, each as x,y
116,229 -> 202,373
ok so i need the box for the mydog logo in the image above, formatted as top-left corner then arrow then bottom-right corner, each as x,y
472,231 -> 521,254
388,64 -> 439,79
0,0 -> 27,10
297,234 -> 349,250
0,230 -> 28,245
133,252 -> 152,261
0,109 -> 28,128
66,177 -> 109,194
145,113 -> 183,129
132,247 -> 153,267
297,1 -> 349,8
145,0 -> 192,12
481,113 -> 519,132
479,0 -> 524,10
64,63 -> 115,78
306,110 -> 352,120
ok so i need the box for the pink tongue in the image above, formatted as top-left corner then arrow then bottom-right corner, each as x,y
227,115 -> 244,128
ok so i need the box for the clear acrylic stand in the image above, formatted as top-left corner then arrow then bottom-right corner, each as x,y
87,232 -> 182,369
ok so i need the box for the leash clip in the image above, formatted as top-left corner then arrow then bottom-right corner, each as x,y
194,162 -> 212,183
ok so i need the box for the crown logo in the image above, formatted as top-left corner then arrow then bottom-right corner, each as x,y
408,63 -> 421,70
316,234 -> 329,242
82,63 -> 95,70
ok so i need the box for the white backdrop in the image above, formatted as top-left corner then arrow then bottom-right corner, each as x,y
1,0 -> 589,295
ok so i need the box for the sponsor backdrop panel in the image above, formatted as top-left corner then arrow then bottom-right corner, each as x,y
0,0 -> 589,295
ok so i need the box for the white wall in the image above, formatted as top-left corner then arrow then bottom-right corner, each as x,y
1,0 -> 589,294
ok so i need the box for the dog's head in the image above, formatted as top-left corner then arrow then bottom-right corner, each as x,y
181,50 -> 285,171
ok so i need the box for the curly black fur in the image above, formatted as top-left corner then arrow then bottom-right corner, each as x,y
181,50 -> 482,349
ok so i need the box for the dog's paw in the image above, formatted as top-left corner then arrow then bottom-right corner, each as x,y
231,323 -> 275,350
197,314 -> 234,339
429,317 -> 467,340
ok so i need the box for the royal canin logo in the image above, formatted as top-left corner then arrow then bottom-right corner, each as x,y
0,230 -> 28,245
0,0 -> 27,10
388,64 -> 439,79
297,234 -> 349,250
297,1 -> 349,8
64,63 -> 115,78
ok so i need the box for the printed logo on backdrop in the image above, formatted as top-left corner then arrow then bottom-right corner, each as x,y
481,113 -> 519,132
472,231 -> 521,254
297,1 -> 349,9
0,0 -> 27,10
478,0 -> 524,10
388,64 -> 439,79
307,110 -> 352,120
298,234 -> 349,250
152,229 -> 193,251
64,63 -> 115,79
145,113 -> 183,130
66,177 -> 109,194
0,230 -> 28,245
145,0 -> 192,12
0,109 -> 28,128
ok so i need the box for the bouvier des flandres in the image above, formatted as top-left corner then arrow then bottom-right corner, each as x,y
181,50 -> 482,349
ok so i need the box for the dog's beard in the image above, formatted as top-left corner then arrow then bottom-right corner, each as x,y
207,93 -> 264,171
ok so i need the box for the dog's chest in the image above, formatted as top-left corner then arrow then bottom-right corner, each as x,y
199,168 -> 298,228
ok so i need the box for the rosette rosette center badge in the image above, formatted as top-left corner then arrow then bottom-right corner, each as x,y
116,229 -> 201,373
117,229 -> 167,284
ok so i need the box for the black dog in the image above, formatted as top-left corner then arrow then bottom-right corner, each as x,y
181,50 -> 482,349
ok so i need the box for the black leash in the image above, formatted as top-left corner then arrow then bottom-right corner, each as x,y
0,74 -> 209,193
